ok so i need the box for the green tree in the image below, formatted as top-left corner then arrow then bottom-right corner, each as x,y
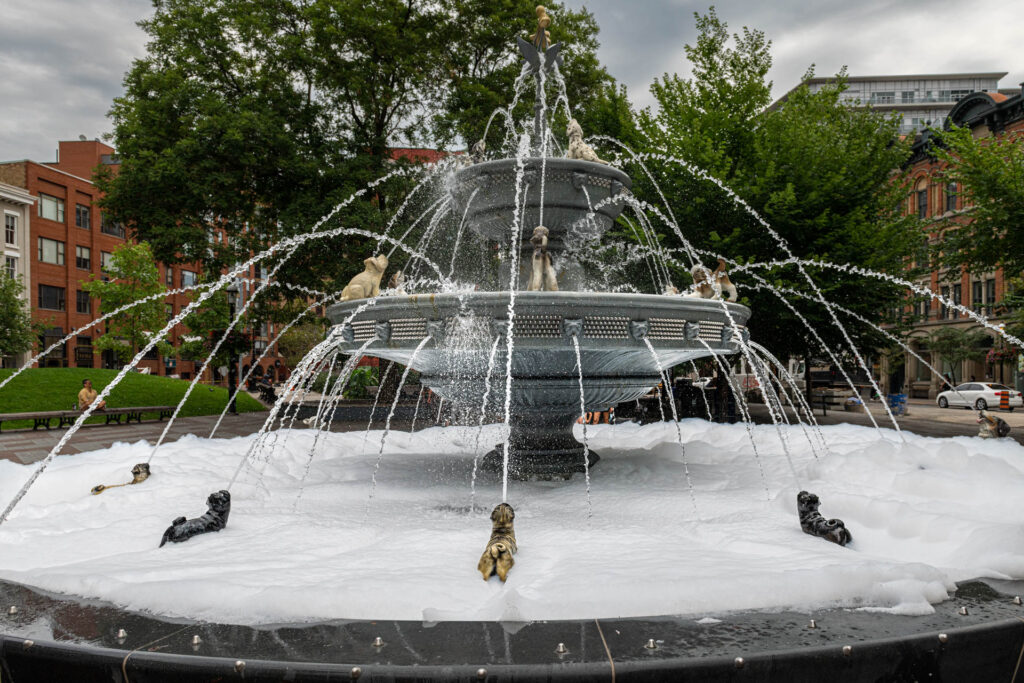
928,327 -> 990,383
932,125 -> 1024,276
277,319 -> 325,369
179,283 -> 251,368
81,242 -> 173,364
632,9 -> 918,366
0,275 -> 38,359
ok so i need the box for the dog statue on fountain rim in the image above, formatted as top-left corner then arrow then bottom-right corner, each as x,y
797,490 -> 851,546
683,257 -> 738,302
159,490 -> 231,547
978,409 -> 1011,439
340,254 -> 389,301
527,226 -> 558,291
566,118 -> 608,165
478,503 -> 518,582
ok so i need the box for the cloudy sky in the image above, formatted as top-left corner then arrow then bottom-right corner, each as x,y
1,0 -> 1020,162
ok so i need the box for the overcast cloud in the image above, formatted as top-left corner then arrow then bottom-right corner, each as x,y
1,0 -> 1021,162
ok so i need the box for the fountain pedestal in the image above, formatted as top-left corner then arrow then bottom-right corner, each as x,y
481,409 -> 599,480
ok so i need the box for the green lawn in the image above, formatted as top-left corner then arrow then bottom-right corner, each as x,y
0,368 -> 265,429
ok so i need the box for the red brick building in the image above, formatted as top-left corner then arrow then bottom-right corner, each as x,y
0,140 -> 288,382
888,89 -> 1024,397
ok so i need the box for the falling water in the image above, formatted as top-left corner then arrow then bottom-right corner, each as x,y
470,336 -> 502,508
571,334 -> 593,517
689,361 -> 713,422
366,336 -> 433,510
641,337 -> 698,517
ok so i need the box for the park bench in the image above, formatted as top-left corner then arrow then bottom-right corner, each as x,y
0,406 -> 175,432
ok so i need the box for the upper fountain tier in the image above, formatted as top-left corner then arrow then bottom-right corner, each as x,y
448,157 -> 631,251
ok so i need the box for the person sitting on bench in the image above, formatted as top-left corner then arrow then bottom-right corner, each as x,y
78,378 -> 107,411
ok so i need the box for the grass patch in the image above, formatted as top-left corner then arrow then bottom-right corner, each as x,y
0,368 -> 265,429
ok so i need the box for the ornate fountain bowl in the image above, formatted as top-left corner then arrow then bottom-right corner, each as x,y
328,292 -> 750,479
448,158 -> 632,248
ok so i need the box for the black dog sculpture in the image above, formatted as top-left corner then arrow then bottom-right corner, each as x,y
159,490 -> 231,547
797,490 -> 851,547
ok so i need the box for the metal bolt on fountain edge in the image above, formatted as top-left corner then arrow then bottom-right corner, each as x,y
938,633 -> 949,643
808,619 -> 817,629
235,660 -> 245,673
734,657 -> 744,668
842,645 -> 853,657
372,636 -> 384,648
1014,596 -> 1022,605
555,642 -> 569,655
959,606 -> 969,616
191,635 -> 202,650
476,668 -> 487,680
351,666 -> 362,679
7,605 -> 16,616
644,638 -> 658,650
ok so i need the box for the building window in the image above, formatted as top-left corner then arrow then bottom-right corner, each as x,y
165,303 -> 173,322
945,182 -> 957,212
950,89 -> 971,101
4,256 -> 16,279
75,336 -> 93,368
916,189 -> 928,218
4,214 -> 15,245
37,237 -> 65,265
940,286 -> 949,319
165,266 -> 173,288
900,91 -> 915,104
181,270 -> 197,288
952,284 -> 962,317
38,284 -> 66,311
76,290 -> 91,314
100,212 -> 126,239
100,251 -> 114,272
75,204 -> 91,229
870,91 -> 895,105
75,245 -> 91,270
38,194 -> 65,222
986,278 -> 997,311
972,281 -> 983,313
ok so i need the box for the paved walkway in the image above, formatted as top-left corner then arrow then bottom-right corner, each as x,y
3,396 -> 1020,467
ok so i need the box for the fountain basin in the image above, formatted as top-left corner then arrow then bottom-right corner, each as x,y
327,291 -> 750,477
448,158 -> 631,248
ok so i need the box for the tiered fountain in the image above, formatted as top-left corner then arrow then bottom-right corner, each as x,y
326,13 -> 750,479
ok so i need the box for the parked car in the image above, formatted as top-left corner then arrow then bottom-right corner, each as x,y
936,382 -> 1022,411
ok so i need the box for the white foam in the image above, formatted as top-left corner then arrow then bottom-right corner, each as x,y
0,421 -> 1021,625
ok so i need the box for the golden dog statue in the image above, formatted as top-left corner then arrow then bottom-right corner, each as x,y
684,257 -> 737,302
567,119 -> 608,165
340,254 -> 388,301
478,503 -> 518,582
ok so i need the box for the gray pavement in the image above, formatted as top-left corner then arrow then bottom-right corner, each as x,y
1,396 -> 1019,467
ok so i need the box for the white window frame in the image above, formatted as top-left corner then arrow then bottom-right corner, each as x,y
37,237 -> 65,265
38,193 -> 65,223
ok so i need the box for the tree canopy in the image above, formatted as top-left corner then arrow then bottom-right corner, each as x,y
81,242 -> 173,363
932,125 -> 1024,277
0,275 -> 38,359
626,8 -> 918,365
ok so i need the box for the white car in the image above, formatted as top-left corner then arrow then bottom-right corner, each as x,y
936,382 -> 1022,411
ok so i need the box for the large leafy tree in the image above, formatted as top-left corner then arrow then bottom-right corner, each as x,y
631,9 -> 918,366
81,242 -> 173,363
932,125 -> 1024,277
0,275 -> 38,359
99,0 -> 622,311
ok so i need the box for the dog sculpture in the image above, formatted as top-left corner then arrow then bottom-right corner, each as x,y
797,490 -> 851,546
567,119 -> 608,165
683,258 -> 738,302
478,503 -> 518,582
469,139 -> 486,164
340,254 -> 388,301
978,410 -> 1011,439
159,490 -> 231,547
91,463 -> 150,495
527,226 -> 558,291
